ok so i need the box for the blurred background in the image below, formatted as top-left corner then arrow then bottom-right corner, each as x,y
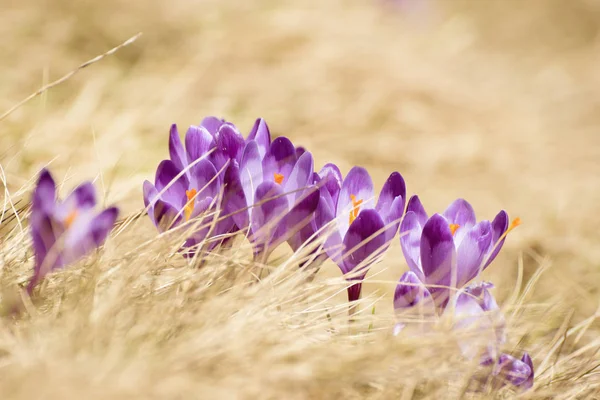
1,0 -> 600,318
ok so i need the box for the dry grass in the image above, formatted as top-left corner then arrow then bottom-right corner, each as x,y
1,0 -> 600,398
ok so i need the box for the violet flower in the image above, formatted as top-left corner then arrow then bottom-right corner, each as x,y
28,169 -> 119,292
168,116 -> 270,181
446,282 -> 506,360
321,166 -> 406,302
399,195 -> 520,309
483,352 -> 534,391
143,117 -> 264,254
393,270 -> 434,313
224,136 -> 320,260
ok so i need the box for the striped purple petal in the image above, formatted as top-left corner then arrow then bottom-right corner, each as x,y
420,214 -> 456,307
185,125 -> 215,164
246,118 -> 271,159
169,124 -> 187,171
442,198 -> 476,228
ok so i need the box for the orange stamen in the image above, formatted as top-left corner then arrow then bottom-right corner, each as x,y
64,210 -> 78,228
274,173 -> 284,185
508,217 -> 522,233
449,224 -> 460,236
495,217 -> 522,244
184,189 -> 197,221
349,194 -> 363,225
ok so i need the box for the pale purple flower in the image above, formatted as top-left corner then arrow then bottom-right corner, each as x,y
28,169 -> 119,292
483,352 -> 534,391
446,282 -> 506,360
399,195 -> 519,309
321,166 -> 406,302
393,270 -> 434,312
224,136 -> 320,260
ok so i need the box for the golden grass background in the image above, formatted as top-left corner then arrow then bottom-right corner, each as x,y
1,0 -> 600,398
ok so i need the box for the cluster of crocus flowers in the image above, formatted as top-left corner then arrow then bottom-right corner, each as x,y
24,115 -> 533,392
145,118 -> 406,303
27,169 -> 119,292
393,196 -> 532,391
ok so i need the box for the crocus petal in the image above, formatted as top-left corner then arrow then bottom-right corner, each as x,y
33,168 -> 57,214
420,214 -> 456,307
452,290 -> 485,328
66,182 -> 96,210
464,282 -> 497,311
520,353 -> 534,390
246,118 -> 271,159
188,158 -> 219,200
382,195 -> 405,244
223,161 -> 249,231
28,213 -> 63,293
240,141 -> 264,210
185,125 -> 215,163
154,160 -> 189,209
399,211 -> 424,277
455,221 -> 493,287
496,353 -> 534,389
295,146 -> 306,158
483,210 -> 509,269
211,124 -> 245,171
320,188 -> 345,267
442,198 -> 477,227
30,211 -> 58,276
341,208 -> 386,276
153,199 -> 183,232
337,166 -> 375,238
199,116 -> 225,136
143,180 -> 159,225
283,151 -> 314,206
318,163 -> 343,206
394,271 -> 433,310
62,210 -> 98,260
406,195 -> 428,226
250,181 -> 288,256
184,197 -> 214,247
262,136 -> 297,183
450,289 -> 489,360
464,281 -> 506,346
375,171 -> 406,221
169,124 -> 187,171
90,207 -> 119,245
277,186 -> 319,245
450,282 -> 506,361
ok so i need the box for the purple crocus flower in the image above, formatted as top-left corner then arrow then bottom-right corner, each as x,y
399,195 -> 520,309
446,282 -> 506,360
224,136 -> 320,260
484,352 -> 534,391
28,169 -> 119,292
143,117 -> 265,254
393,270 -> 434,313
320,166 -> 406,302
448,283 -> 533,391
167,116 -> 270,180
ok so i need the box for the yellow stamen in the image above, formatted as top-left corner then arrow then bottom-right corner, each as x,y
449,223 -> 460,236
349,194 -> 363,225
184,189 -> 197,221
64,210 -> 78,228
274,173 -> 284,185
